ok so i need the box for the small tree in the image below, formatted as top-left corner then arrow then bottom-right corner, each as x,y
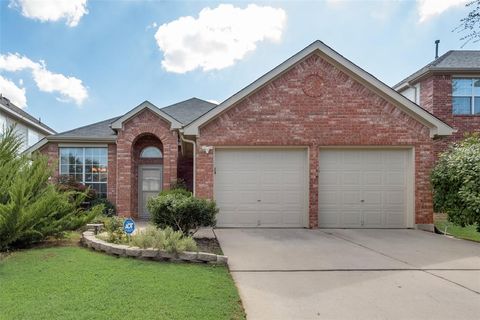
431,134 -> 480,231
0,126 -> 101,250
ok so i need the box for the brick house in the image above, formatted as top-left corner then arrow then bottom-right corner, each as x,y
27,41 -> 454,230
394,50 -> 480,157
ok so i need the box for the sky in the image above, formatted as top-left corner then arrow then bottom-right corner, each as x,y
0,0 -> 477,132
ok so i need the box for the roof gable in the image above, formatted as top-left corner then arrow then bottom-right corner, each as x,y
111,101 -> 182,130
183,41 -> 454,138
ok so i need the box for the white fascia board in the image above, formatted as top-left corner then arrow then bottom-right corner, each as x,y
0,103 -> 55,135
184,41 -> 454,137
110,101 -> 182,130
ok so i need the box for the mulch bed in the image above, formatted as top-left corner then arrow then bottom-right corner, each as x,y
195,238 -> 223,255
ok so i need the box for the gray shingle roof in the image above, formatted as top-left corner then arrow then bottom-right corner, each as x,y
394,50 -> 480,89
161,98 -> 217,125
53,116 -> 120,139
0,96 -> 56,134
50,98 -> 217,139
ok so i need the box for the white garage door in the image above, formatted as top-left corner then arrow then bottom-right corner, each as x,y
215,149 -> 307,227
318,149 -> 411,228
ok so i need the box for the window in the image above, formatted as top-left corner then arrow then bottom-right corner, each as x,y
59,147 -> 108,197
140,146 -> 162,158
452,78 -> 480,115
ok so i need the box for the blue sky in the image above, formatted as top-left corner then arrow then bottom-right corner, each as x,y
0,0 -> 476,132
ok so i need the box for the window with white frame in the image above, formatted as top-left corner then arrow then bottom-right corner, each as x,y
59,147 -> 108,197
452,78 -> 480,115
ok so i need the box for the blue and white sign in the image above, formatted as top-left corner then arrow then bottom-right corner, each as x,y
123,218 -> 136,235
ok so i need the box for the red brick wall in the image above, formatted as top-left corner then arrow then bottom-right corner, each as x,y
196,53 -> 435,227
419,75 -> 480,157
115,109 -> 178,218
39,143 -> 59,178
107,144 -> 117,204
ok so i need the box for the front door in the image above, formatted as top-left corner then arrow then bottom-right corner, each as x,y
138,165 -> 163,219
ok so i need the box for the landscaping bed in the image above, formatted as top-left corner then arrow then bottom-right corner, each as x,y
82,231 -> 228,264
0,246 -> 245,320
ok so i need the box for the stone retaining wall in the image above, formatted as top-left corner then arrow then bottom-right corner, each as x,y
81,231 -> 228,265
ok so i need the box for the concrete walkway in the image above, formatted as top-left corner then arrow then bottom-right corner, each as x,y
216,229 -> 480,320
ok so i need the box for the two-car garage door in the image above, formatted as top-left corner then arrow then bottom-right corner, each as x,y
214,148 -> 411,228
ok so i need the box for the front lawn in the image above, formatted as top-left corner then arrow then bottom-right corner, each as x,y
0,247 -> 244,320
435,214 -> 480,242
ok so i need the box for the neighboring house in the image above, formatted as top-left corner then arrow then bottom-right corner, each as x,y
28,41 -> 454,231
394,50 -> 480,156
0,95 -> 56,151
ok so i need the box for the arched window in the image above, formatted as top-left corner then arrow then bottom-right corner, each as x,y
140,146 -> 162,158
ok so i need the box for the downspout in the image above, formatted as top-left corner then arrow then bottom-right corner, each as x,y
180,132 -> 196,196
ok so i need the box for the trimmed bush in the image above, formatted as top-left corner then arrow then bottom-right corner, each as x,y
0,126 -> 100,250
147,189 -> 218,236
431,134 -> 480,231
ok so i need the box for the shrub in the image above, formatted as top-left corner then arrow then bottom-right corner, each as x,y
147,189 -> 218,236
131,226 -> 165,249
0,126 -> 100,250
89,198 -> 116,217
101,216 -> 126,244
431,134 -> 480,231
130,226 -> 197,253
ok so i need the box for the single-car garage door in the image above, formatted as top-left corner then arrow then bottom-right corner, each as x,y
215,149 -> 308,227
318,149 -> 412,228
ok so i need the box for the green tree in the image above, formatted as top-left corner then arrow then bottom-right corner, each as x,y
431,134 -> 480,231
0,126 -> 101,250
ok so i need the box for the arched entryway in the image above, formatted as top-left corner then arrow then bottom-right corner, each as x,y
132,134 -> 163,219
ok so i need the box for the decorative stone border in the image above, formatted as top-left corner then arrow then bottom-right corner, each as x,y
81,231 -> 228,265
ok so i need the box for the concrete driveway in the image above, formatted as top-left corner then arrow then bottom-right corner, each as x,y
215,229 -> 480,320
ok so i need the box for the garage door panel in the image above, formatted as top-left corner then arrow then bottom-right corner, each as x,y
215,149 -> 307,227
363,209 -> 383,227
319,149 -> 409,228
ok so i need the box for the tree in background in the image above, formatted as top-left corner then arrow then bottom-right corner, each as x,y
0,126 -> 101,251
456,0 -> 480,46
431,134 -> 480,231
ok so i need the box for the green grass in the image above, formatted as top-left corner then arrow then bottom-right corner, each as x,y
435,216 -> 480,242
0,247 -> 245,320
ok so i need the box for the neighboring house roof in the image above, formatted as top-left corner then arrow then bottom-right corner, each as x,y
183,40 -> 455,138
24,98 -> 216,153
394,50 -> 480,90
0,95 -> 56,135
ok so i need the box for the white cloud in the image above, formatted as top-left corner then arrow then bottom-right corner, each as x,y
9,0 -> 88,27
0,75 -> 27,108
417,0 -> 468,22
0,53 -> 88,105
154,4 -> 287,73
